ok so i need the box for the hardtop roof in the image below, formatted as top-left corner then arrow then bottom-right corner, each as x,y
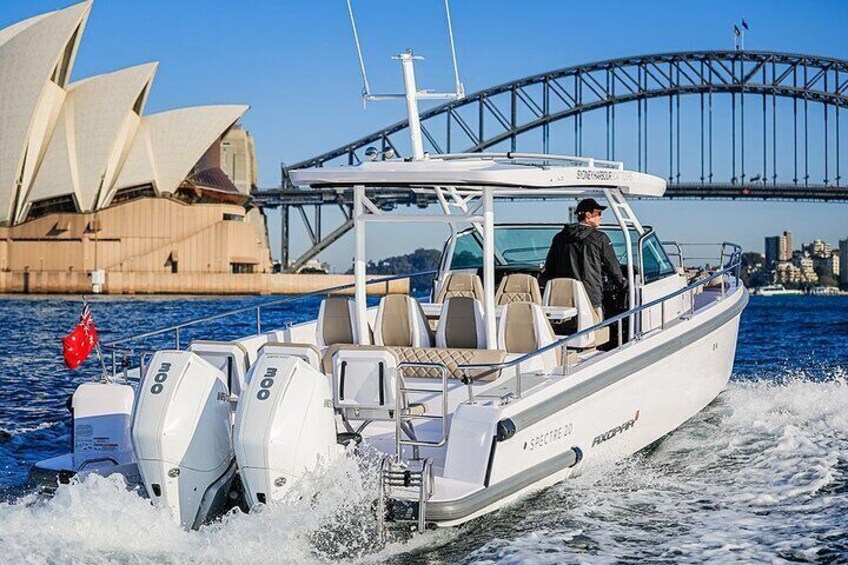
289,153 -> 667,198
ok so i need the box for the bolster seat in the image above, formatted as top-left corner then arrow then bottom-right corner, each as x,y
436,297 -> 487,349
496,273 -> 542,305
434,272 -> 484,302
543,278 -> 609,349
497,302 -> 560,373
317,296 -> 366,347
374,294 -> 433,347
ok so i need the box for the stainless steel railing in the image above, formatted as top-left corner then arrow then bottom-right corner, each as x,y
101,269 -> 438,379
457,242 -> 743,399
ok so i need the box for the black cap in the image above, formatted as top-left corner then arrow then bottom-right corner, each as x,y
575,198 -> 607,214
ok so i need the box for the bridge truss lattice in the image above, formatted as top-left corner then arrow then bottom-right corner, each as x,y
256,50 -> 848,270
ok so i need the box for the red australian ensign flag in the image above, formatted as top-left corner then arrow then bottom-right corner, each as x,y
62,303 -> 99,369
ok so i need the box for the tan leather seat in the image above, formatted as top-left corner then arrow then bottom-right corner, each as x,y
496,274 -> 542,305
317,296 -> 366,347
497,302 -> 560,373
543,278 -> 609,349
436,297 -> 487,349
374,294 -> 433,347
435,272 -> 484,302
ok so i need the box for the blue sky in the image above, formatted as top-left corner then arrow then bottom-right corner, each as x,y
3,0 -> 847,270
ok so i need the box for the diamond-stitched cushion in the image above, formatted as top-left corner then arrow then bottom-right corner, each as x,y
393,346 -> 504,381
323,344 -> 505,382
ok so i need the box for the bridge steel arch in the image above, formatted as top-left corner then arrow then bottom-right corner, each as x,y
287,50 -> 848,197
268,50 -> 848,270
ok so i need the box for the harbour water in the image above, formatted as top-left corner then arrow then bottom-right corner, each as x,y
0,294 -> 846,563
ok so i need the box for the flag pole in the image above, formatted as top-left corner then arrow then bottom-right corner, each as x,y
83,295 -> 111,383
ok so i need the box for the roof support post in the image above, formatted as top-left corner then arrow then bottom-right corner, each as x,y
604,188 -> 636,340
482,187 -> 497,349
353,184 -> 370,344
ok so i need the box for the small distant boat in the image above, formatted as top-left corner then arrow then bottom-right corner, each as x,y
756,284 -> 804,296
809,286 -> 841,296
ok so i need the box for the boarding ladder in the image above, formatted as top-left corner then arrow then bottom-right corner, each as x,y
377,361 -> 449,533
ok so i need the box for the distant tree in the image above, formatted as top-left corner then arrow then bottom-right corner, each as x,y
347,248 -> 441,291
740,251 -> 765,287
814,264 -> 838,287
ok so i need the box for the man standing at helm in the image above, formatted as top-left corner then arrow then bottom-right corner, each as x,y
541,198 -> 627,317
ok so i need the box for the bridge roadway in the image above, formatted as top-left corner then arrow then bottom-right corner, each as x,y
253,182 -> 848,272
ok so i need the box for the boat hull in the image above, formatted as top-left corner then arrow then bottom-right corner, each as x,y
424,286 -> 748,527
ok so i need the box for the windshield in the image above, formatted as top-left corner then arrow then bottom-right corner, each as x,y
447,225 -> 675,282
451,225 -> 636,268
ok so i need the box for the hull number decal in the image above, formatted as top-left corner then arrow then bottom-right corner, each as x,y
592,410 -> 640,447
524,423 -> 573,451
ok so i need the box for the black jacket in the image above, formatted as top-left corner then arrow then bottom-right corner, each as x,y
542,223 -> 626,308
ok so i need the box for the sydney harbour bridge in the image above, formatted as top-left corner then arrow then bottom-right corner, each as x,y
252,51 -> 848,271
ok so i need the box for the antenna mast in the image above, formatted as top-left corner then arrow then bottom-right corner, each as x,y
346,0 -> 465,160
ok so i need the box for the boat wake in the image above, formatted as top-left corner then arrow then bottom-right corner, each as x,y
0,445 -> 455,564
1,372 -> 846,564
454,369 -> 848,564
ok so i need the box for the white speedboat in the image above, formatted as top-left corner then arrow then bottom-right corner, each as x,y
756,284 -> 803,296
31,161 -> 747,531
31,42 -> 747,536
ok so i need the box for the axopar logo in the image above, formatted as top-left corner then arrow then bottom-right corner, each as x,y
592,410 -> 640,447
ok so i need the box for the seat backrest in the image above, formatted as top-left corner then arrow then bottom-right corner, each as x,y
436,297 -> 487,349
435,272 -> 484,303
496,274 -> 542,305
374,294 -> 433,347
331,347 -> 399,418
544,278 -> 599,349
317,296 -> 364,347
543,278 -> 578,308
188,340 -> 252,397
497,302 -> 560,373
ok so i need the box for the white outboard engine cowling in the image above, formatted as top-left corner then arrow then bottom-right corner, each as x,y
131,351 -> 236,529
72,381 -> 136,469
234,354 -> 341,506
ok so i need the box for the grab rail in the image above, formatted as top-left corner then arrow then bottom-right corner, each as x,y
395,361 -> 450,460
435,152 -> 624,170
457,242 -> 743,397
101,269 -> 438,378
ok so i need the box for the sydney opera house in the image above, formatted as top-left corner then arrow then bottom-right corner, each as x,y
0,1 -> 275,293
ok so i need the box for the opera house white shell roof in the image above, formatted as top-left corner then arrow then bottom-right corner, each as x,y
0,1 -> 249,226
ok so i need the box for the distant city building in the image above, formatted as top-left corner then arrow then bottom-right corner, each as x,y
840,238 -> 848,285
773,262 -> 805,285
782,251 -> 818,285
764,231 -> 792,266
827,251 -> 840,278
802,239 -> 832,258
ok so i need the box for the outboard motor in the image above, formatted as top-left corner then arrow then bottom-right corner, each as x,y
29,381 -> 138,488
71,381 -> 136,470
234,353 -> 341,506
132,351 -> 236,529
